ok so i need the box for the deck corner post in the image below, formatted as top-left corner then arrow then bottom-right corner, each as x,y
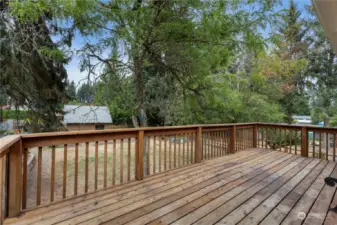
136,130 -> 144,180
253,124 -> 258,148
8,139 -> 22,218
230,125 -> 236,154
301,126 -> 308,157
195,126 -> 203,163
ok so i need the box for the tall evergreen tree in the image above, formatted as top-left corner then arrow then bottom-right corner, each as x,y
275,0 -> 309,123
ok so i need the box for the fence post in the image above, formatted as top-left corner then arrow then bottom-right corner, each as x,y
301,127 -> 308,157
253,124 -> 258,148
230,125 -> 236,154
8,139 -> 22,217
195,127 -> 203,163
136,130 -> 144,180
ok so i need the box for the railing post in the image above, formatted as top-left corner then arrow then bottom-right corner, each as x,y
301,127 -> 308,157
195,126 -> 202,163
8,139 -> 22,217
253,124 -> 258,148
230,125 -> 236,154
136,130 -> 144,180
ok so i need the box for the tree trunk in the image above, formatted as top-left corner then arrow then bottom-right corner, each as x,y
132,55 -> 148,176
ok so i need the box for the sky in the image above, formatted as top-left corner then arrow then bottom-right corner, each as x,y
65,0 -> 312,86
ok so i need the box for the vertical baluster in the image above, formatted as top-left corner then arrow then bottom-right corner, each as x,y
289,130 -> 292,154
94,142 -> 98,190
104,141 -> 107,188
187,133 -> 190,163
219,131 -> 222,154
37,147 -> 42,205
174,134 -> 177,168
294,130 -> 298,154
269,128 -> 272,149
74,143 -> 79,195
153,136 -> 156,173
212,132 -> 215,157
225,130 -> 228,154
22,148 -> 28,209
218,131 -> 221,153
147,136 -> 150,176
319,133 -> 322,159
120,139 -> 124,183
191,133 -> 193,164
159,136 -> 162,172
178,134 -> 181,166
312,132 -> 315,157
164,135 -> 167,170
112,139 -> 116,185
63,144 -> 67,199
265,128 -> 268,149
183,133 -> 187,165
261,128 -> 264,148
208,132 -> 211,157
245,129 -> 247,149
128,138 -> 131,180
333,134 -> 336,162
213,132 -> 216,157
325,133 -> 329,160
219,131 -> 222,155
257,128 -> 260,148
205,132 -> 208,159
169,135 -> 172,169
85,142 -> 89,193
284,128 -> 287,153
242,129 -> 244,150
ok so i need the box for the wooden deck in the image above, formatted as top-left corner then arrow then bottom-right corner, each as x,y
5,148 -> 337,225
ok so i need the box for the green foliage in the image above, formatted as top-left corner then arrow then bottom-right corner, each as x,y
2,110 -> 27,120
5,0 -> 337,130
266,129 -> 300,150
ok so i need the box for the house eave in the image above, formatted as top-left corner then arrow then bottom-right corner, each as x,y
312,0 -> 337,54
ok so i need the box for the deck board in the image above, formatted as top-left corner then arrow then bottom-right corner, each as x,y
4,148 -> 337,225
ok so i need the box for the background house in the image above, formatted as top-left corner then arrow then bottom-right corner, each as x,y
63,105 -> 116,131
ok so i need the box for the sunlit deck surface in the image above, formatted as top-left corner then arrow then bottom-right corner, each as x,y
5,148 -> 337,225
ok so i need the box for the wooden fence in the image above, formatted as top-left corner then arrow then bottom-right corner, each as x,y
0,122 -> 336,223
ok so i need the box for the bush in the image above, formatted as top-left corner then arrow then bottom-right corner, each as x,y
2,109 -> 27,120
265,128 -> 300,149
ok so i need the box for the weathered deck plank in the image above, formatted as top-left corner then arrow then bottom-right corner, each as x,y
4,148 -> 337,225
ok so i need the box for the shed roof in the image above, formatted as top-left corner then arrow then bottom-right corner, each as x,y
63,105 -> 112,124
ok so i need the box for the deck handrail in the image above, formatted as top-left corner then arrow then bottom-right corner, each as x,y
1,122 -> 337,223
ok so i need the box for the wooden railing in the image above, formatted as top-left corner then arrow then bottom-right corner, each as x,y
1,122 -> 336,223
